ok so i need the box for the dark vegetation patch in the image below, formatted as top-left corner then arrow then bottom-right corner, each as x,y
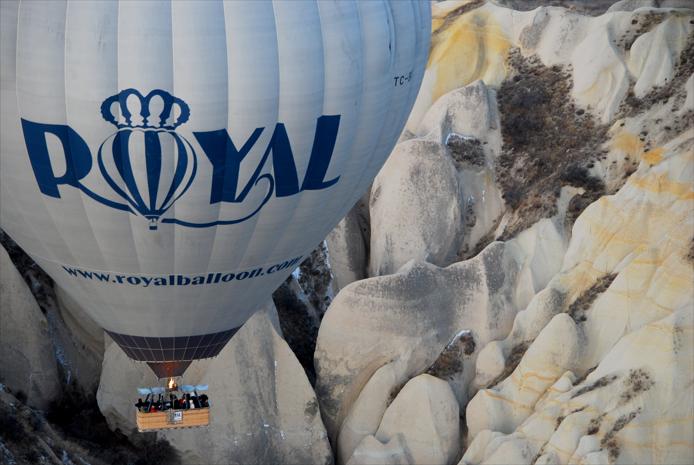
619,31 -> 694,125
587,413 -> 606,436
486,341 -> 530,388
0,386 -> 179,465
568,273 -> 617,322
273,276 -> 320,386
304,399 -> 319,419
274,242 -> 335,386
600,408 -> 642,461
619,368 -> 654,405
0,402 -> 42,465
495,50 -> 609,239
686,237 -> 694,263
387,381 -> 407,407
426,331 -> 476,380
297,241 -> 333,314
46,382 -> 180,465
571,374 -> 618,399
446,134 -> 486,167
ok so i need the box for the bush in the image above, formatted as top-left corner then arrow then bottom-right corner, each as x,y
0,404 -> 23,442
560,164 -> 605,192
28,410 -> 44,432
46,381 -> 180,465
46,381 -> 113,444
14,390 -> 28,404
132,434 -> 180,465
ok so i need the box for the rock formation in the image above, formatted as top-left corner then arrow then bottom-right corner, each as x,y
318,1 -> 693,464
0,245 -> 60,409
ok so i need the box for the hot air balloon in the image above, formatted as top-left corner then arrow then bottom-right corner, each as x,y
0,0 -> 431,390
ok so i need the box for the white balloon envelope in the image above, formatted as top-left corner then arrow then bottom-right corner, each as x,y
0,0 -> 431,376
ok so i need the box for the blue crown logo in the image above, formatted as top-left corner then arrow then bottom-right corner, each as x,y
100,88 -> 190,130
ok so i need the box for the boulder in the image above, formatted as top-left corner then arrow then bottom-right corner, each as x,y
316,218 -> 567,444
344,375 -> 460,465
373,374 -> 459,465
346,434 -> 410,465
326,194 -> 370,292
0,244 -> 60,409
369,80 -> 507,277
369,138 -> 463,276
97,305 -> 333,465
337,362 -> 403,464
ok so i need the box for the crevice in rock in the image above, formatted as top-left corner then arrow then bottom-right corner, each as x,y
425,330 -> 476,381
600,408 -> 642,461
568,273 -> 618,323
571,374 -> 618,399
486,341 -> 531,389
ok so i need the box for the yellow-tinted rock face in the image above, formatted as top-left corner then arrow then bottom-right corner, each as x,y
466,108 -> 694,465
428,3 -> 512,103
407,0 -> 694,130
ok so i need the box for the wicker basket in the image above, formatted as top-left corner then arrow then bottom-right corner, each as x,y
136,407 -> 210,432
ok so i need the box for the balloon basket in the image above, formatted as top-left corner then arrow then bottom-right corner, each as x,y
136,407 -> 210,432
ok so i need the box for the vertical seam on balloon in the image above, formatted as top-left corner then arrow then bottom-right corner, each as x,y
101,0 -> 133,320
408,0 -> 429,126
72,2 -> 119,267
308,1 -> 366,253
264,0 -> 328,263
6,0 -> 49,260
15,3 -> 78,269
111,0 -> 139,316
228,0 -> 280,329
335,1 -> 367,231
400,0 -> 423,141
206,0 -> 230,287
197,0 -> 232,333
169,0 -> 183,340
47,1 -> 87,271
116,1 -> 143,281
235,0 -> 281,272
333,0 -> 396,221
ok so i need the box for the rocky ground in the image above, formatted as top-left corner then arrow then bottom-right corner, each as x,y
1,1 -> 693,464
